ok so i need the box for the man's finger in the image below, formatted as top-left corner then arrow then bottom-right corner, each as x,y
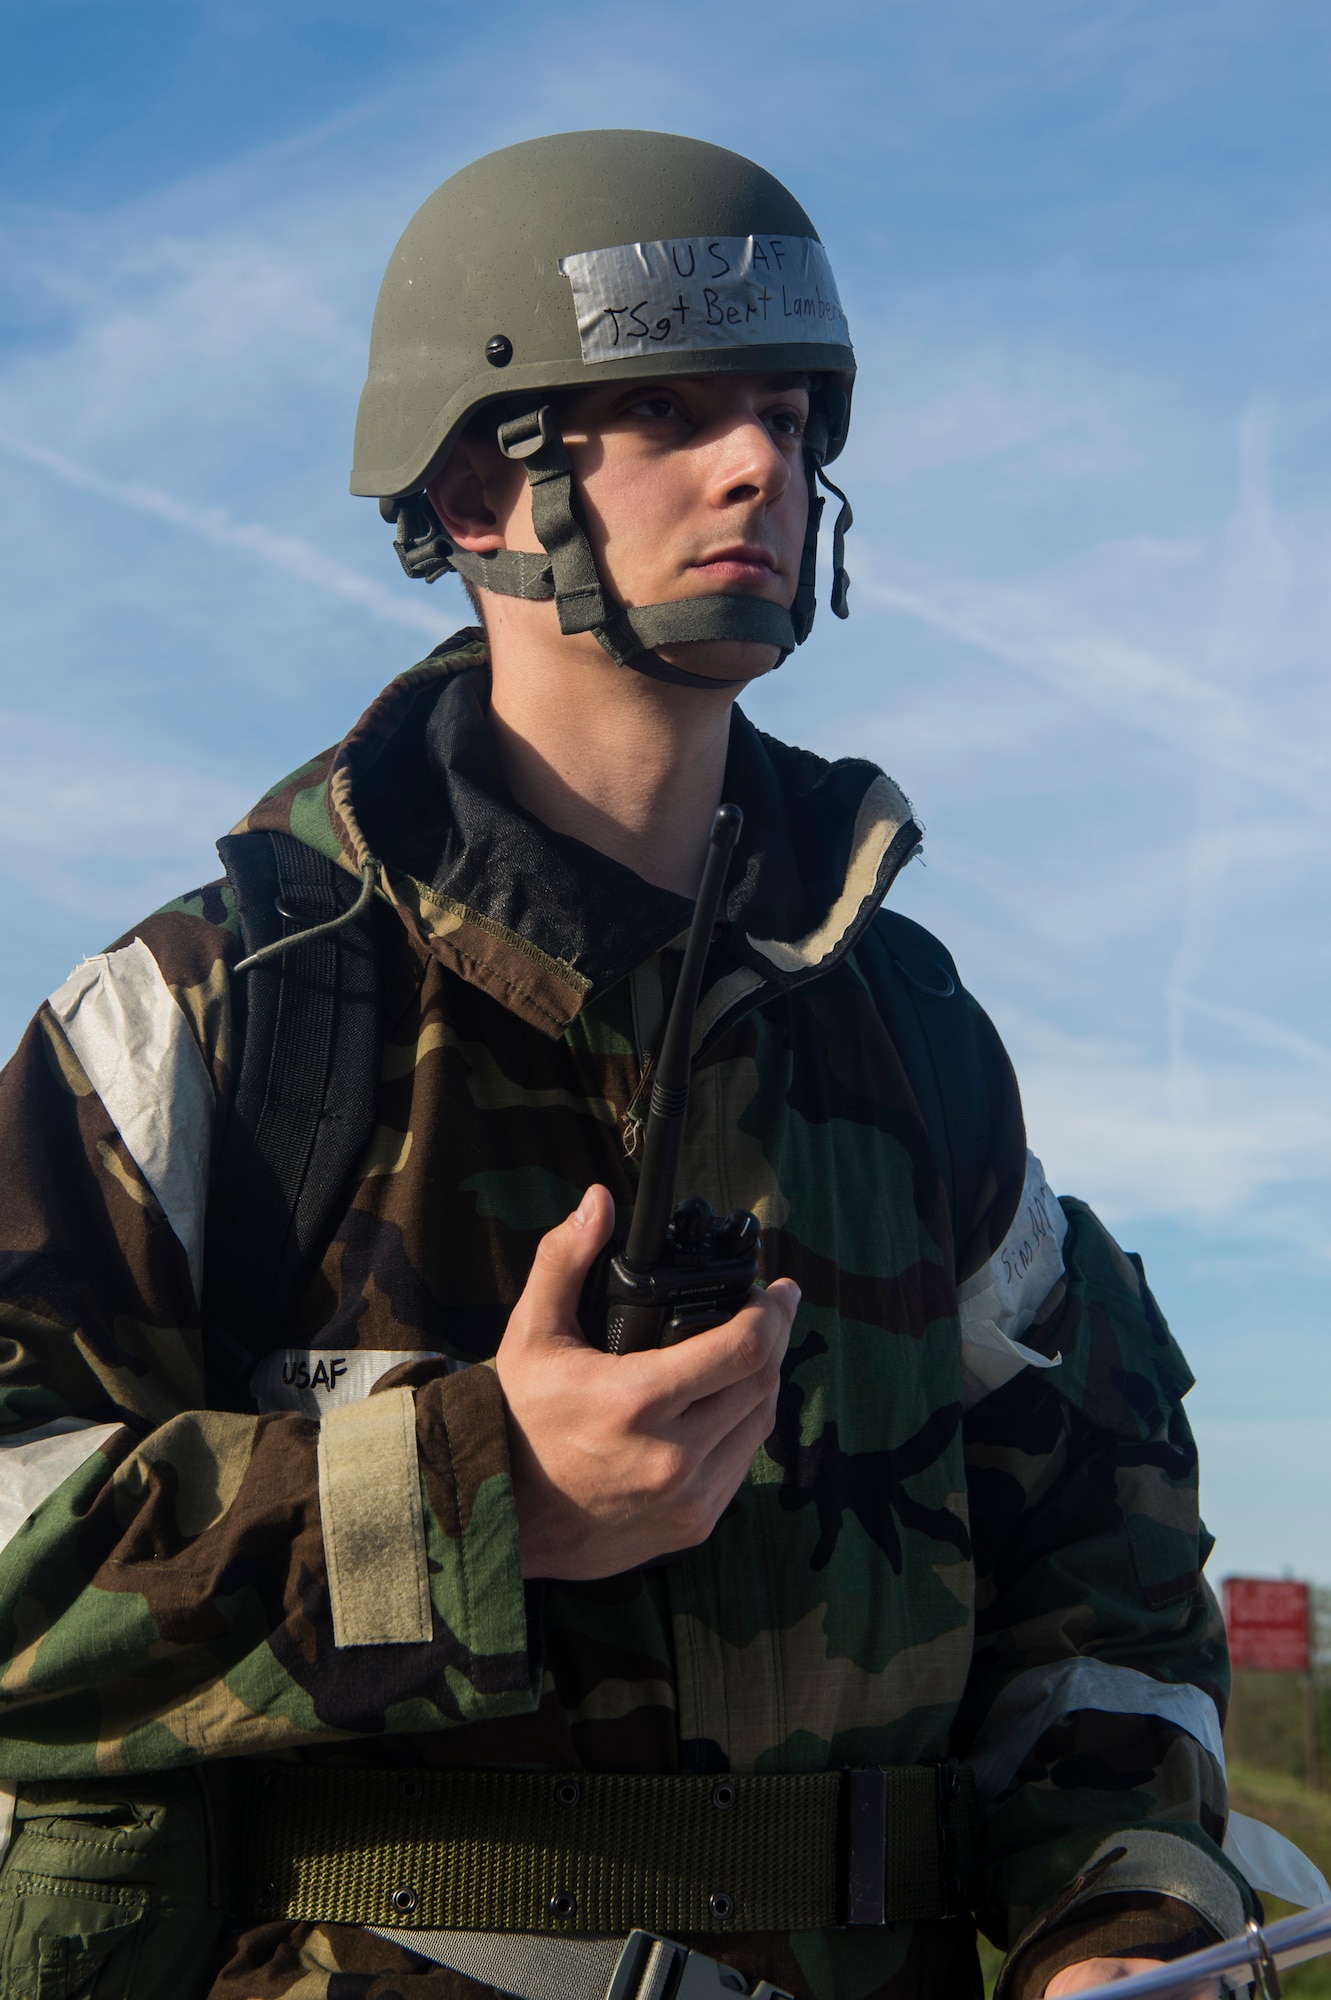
630,1279 -> 800,1412
699,1389 -> 786,1498
678,1370 -> 781,1458
501,1184 -> 615,1352
674,1332 -> 787,1456
663,1388 -> 790,1553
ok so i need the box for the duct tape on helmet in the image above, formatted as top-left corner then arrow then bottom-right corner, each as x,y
558,234 -> 849,366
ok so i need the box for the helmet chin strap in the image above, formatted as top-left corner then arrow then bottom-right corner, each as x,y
387,403 -> 851,688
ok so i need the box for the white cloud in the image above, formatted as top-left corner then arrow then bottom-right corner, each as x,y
1198,1418 -> 1331,1587
851,335 -> 1151,488
0,432 -> 441,640
0,712 -> 243,920
854,555 -> 1329,812
1017,1038 -> 1331,1242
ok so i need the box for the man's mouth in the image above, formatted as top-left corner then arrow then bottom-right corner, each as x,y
689,545 -> 780,585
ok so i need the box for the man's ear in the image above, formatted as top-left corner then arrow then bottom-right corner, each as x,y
428,439 -> 508,551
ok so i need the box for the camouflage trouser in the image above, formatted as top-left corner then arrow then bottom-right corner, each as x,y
0,1770 -> 228,1999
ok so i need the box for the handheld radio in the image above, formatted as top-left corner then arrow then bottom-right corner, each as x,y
584,804 -> 761,1354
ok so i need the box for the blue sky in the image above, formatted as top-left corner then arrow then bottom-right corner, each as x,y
2,0 -> 1329,1583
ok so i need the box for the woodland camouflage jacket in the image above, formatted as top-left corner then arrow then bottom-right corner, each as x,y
0,633 -> 1249,1999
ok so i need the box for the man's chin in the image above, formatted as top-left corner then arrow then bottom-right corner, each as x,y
652,640 -> 783,685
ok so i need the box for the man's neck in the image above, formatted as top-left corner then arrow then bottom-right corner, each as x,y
485,627 -> 740,898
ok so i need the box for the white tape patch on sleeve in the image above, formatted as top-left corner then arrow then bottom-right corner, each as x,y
957,1151 -> 1068,1402
0,1416 -> 122,1554
250,1348 -> 446,1418
559,234 -> 850,365
48,938 -> 214,1302
966,1657 -> 1225,1806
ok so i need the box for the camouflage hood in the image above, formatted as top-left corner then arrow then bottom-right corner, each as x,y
231,630 -> 923,1036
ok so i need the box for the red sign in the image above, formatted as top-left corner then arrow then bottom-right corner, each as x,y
1224,1577 -> 1311,1672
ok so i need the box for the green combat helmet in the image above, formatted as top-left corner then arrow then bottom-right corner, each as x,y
351,129 -> 856,689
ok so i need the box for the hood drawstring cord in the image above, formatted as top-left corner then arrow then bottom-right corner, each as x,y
234,858 -> 382,974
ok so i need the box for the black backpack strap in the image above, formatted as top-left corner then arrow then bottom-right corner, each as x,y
202,831 -> 381,1374
855,909 -> 989,1253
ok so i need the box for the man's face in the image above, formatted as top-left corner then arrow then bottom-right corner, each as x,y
562,369 -> 811,630
432,370 -> 812,683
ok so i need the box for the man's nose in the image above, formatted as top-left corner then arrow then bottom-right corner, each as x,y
708,412 -> 792,507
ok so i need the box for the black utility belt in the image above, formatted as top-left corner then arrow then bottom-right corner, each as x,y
238,1762 -> 980,1935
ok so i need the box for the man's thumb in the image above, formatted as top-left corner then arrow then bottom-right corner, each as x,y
505,1184 -> 614,1348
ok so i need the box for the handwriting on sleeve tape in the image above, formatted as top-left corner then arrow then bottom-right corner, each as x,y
249,1348 -> 449,1418
559,235 -> 851,365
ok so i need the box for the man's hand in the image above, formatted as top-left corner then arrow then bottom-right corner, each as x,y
1046,1958 -> 1219,1996
494,1184 -> 799,1579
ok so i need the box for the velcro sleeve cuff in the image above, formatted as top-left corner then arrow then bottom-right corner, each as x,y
1000,1891 -> 1218,1999
318,1386 -> 433,1647
413,1363 -> 535,1711
995,1829 -> 1251,2000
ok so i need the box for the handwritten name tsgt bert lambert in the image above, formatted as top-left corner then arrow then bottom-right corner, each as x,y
560,234 -> 851,363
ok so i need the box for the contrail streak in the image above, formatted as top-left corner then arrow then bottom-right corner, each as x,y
0,432 -> 446,641
857,565 -> 1327,810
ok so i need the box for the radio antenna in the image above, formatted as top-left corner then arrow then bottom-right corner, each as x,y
623,803 -> 742,1272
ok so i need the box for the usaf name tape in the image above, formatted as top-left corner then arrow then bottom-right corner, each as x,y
559,235 -> 851,364
250,1348 -> 447,1418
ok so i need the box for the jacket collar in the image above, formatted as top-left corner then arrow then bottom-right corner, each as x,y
234,630 -> 923,1038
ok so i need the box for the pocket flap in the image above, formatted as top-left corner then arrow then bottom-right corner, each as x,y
5,1869 -> 149,1999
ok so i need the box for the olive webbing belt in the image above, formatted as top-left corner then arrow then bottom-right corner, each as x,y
239,1763 -> 980,1935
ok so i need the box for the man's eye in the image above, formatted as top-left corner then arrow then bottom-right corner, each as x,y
768,408 -> 806,438
630,396 -> 677,421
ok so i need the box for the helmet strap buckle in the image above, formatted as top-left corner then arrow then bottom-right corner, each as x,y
497,406 -> 552,461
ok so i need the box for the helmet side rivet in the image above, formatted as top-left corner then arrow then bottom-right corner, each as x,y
485,334 -> 513,368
